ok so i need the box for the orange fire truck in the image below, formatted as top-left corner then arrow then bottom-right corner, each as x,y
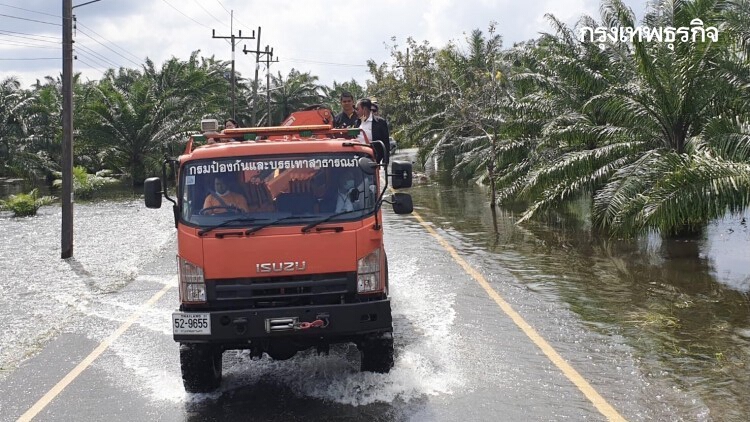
144,109 -> 413,392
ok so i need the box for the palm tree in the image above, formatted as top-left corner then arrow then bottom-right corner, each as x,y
0,76 -> 46,180
417,26 -> 507,197
497,0 -> 750,236
321,80 -> 365,112
266,69 -> 322,125
82,53 -> 231,184
366,37 -> 444,151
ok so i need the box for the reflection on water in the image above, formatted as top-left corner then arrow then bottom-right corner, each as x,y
409,179 -> 750,421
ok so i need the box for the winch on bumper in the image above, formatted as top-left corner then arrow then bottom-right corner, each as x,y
173,299 -> 392,343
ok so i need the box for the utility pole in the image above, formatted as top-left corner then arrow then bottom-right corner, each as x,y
259,45 -> 278,126
61,0 -> 73,259
61,0 -> 100,259
241,26 -> 264,126
212,10 -> 254,120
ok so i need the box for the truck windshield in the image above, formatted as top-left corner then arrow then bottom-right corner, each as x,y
179,153 -> 377,228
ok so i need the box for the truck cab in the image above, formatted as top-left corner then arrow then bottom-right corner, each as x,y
144,117 -> 413,393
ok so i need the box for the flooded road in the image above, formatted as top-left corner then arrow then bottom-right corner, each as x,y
0,174 -> 748,420
408,179 -> 750,421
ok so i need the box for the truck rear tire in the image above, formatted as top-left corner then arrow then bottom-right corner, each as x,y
360,333 -> 394,373
179,343 -> 222,393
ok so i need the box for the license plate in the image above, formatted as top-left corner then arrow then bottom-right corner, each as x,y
173,312 -> 211,335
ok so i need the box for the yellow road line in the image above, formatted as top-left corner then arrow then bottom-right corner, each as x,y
17,283 -> 173,422
411,211 -> 627,422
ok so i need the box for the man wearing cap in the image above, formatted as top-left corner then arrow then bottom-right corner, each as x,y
333,91 -> 358,128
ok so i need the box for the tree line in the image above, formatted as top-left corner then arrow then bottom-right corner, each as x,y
0,50 -> 363,186
1,0 -> 748,237
370,0 -> 750,236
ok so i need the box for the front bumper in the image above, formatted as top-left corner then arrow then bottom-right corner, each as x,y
174,299 -> 392,343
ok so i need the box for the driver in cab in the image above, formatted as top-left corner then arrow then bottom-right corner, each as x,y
202,175 -> 250,215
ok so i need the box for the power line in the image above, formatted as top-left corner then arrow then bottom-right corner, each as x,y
0,31 -> 60,44
0,2 -> 61,18
284,58 -> 369,67
214,0 -> 254,33
214,0 -> 230,15
75,54 -> 108,75
0,13 -> 61,26
77,27 -> 141,67
76,43 -> 123,69
0,39 -> 59,49
0,29 -> 60,42
76,43 -> 121,68
76,21 -> 142,64
161,0 -> 212,30
192,0 -> 225,26
76,50 -> 109,69
0,57 -> 59,60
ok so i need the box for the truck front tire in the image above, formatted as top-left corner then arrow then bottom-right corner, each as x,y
360,333 -> 394,373
180,343 -> 223,393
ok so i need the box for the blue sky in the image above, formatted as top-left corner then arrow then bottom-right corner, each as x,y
0,0 -> 646,87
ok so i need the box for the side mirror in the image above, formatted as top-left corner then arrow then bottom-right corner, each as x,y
144,177 -> 163,209
391,160 -> 412,189
391,193 -> 413,214
371,140 -> 389,164
358,156 -> 377,175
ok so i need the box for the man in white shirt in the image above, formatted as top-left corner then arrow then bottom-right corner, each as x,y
354,99 -> 390,165
333,167 -> 357,213
355,100 -> 373,143
334,169 -> 376,213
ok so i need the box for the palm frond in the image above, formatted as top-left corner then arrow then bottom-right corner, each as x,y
638,154 -> 750,233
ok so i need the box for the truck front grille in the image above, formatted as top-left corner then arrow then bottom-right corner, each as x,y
208,272 -> 356,308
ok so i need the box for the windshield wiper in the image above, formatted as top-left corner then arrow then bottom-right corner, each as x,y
198,217 -> 262,236
244,215 -> 311,235
301,208 -> 370,233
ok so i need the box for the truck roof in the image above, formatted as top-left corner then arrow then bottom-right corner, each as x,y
181,124 -> 373,161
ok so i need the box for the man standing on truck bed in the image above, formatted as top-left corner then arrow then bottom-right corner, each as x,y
333,91 -> 358,128
355,98 -> 389,147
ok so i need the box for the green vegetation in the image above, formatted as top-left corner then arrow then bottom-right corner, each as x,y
2,0 -> 748,236
0,53 -> 365,188
50,166 -> 118,200
367,0 -> 750,237
0,189 -> 54,217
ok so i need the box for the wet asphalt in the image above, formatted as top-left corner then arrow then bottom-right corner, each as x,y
0,209 -> 674,422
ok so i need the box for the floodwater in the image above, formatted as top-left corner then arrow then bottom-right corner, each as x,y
0,173 -> 748,420
0,197 -> 175,375
408,175 -> 750,420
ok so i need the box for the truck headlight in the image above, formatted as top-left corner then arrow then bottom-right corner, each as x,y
357,249 -> 381,293
178,256 -> 206,303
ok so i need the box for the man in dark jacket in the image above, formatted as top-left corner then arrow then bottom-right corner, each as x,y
333,91 -> 358,128
355,98 -> 390,163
